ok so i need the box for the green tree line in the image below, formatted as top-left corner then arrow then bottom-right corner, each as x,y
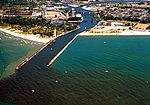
1,16 -> 78,37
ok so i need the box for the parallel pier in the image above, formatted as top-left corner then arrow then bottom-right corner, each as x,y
16,27 -> 80,70
47,34 -> 79,66
16,7 -> 97,70
16,39 -> 56,70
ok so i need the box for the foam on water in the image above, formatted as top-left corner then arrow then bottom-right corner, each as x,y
0,31 -> 42,78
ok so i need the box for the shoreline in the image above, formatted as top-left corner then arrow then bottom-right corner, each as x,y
46,27 -> 80,66
0,31 -> 43,79
1,44 -> 42,79
15,27 -> 80,70
0,26 -> 80,43
0,6 -> 95,79
57,26 -> 80,37
0,25 -> 80,71
78,29 -> 150,36
15,41 -> 51,70
0,28 -> 55,44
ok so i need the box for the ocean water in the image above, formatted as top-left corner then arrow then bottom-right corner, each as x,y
0,31 -> 42,78
1,4 -> 150,105
51,36 -> 150,105
1,35 -> 150,105
0,101 -> 16,105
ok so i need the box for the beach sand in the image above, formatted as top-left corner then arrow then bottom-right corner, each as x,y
0,26 -> 80,78
78,30 -> 150,36
0,28 -> 55,43
0,28 -> 53,78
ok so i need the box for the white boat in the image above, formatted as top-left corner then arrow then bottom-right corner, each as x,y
68,4 -> 78,8
82,6 -> 97,12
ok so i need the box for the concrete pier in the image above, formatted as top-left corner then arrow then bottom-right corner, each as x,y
16,39 -> 55,70
15,7 -> 97,70
47,34 -> 79,66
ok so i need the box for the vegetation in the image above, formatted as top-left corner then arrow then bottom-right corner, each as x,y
94,12 -> 150,24
68,17 -> 82,21
136,2 -> 145,5
94,12 -> 101,22
145,7 -> 150,14
0,0 -> 28,7
0,0 -> 37,9
53,0 -> 60,3
0,16 -> 78,37
119,6 -> 132,9
38,1 -> 48,6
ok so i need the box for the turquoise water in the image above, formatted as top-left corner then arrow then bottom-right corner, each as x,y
0,31 -> 42,105
51,36 -> 150,105
0,102 -> 16,105
0,31 -> 42,78
1,35 -> 150,105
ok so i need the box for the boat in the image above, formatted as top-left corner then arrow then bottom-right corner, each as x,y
68,4 -> 78,7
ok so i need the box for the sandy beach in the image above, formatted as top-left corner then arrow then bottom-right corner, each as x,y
79,31 -> 150,36
78,29 -> 150,36
0,28 -> 55,43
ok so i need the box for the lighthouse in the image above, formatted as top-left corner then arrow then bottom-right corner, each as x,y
72,8 -> 75,17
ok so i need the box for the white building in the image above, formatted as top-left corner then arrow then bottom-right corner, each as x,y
44,10 -> 67,20
32,11 -> 42,17
111,22 -> 124,27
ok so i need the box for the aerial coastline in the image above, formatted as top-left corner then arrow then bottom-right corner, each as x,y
0,1 -> 82,79
0,5 -> 82,43
0,0 -> 150,74
78,25 -> 150,36
0,25 -> 80,44
1,0 -> 150,105
0,28 -> 55,43
79,1 -> 150,36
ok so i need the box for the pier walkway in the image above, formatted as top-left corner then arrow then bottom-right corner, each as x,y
17,7 -> 97,70
0,5 -> 98,105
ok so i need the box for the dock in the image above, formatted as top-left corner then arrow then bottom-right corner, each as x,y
15,8 -> 97,70
47,34 -> 79,66
16,39 -> 56,70
15,27 -> 80,70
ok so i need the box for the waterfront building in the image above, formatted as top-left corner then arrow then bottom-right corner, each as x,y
0,10 -> 3,16
3,11 -> 32,17
134,24 -> 150,30
32,10 -> 42,18
44,10 -> 67,20
111,22 -> 124,27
